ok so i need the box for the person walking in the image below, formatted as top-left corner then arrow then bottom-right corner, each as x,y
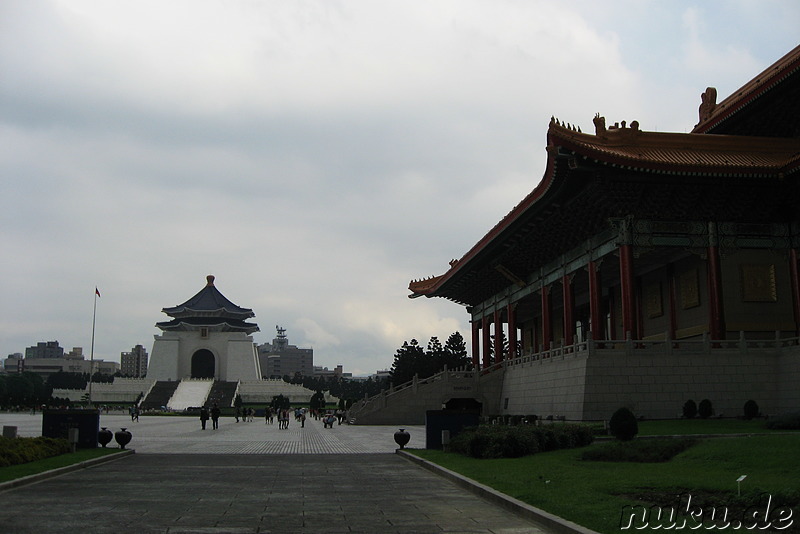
199,406 -> 210,430
211,403 -> 221,430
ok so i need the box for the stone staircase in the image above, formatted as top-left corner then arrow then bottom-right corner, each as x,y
346,365 -> 504,425
140,381 -> 180,411
207,381 -> 239,408
167,379 -> 213,410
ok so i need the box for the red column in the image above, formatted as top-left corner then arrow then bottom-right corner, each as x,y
494,310 -> 503,363
619,244 -> 636,339
707,223 -> 725,340
790,249 -> 800,336
540,285 -> 552,351
562,274 -> 574,345
507,302 -> 517,359
471,320 -> 480,368
482,316 -> 491,368
588,261 -> 602,340
667,263 -> 677,341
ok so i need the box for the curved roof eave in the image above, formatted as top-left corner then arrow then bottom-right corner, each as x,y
409,118 -> 800,300
408,138 -> 562,299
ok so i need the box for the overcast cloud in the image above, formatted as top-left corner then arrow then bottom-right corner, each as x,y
1,1 -> 798,375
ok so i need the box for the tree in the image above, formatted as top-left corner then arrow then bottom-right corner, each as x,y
443,331 -> 470,369
309,391 -> 326,411
5,374 -> 34,405
389,339 -> 425,385
271,394 -> 290,411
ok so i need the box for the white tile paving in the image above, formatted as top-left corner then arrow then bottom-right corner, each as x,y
1,411 -> 425,454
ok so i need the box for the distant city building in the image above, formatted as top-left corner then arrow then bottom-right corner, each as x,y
3,353 -> 119,380
313,364 -> 352,380
257,326 -> 313,378
121,344 -> 149,377
2,353 -> 23,373
25,341 -> 64,359
65,347 -> 84,360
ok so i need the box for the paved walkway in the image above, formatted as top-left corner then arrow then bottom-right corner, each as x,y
0,413 -> 556,533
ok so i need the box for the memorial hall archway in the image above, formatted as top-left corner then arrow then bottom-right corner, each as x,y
191,349 -> 215,379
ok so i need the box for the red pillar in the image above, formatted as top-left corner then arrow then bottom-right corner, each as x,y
790,249 -> 800,336
494,309 -> 503,363
588,261 -> 602,340
482,316 -> 491,368
540,285 -> 552,351
707,223 -> 725,340
471,320 -> 481,368
507,302 -> 517,359
667,263 -> 677,341
619,243 -> 636,339
562,274 -> 574,345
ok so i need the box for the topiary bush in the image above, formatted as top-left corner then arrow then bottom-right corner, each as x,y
743,399 -> 760,419
609,407 -> 638,441
682,399 -> 697,418
698,398 -> 713,419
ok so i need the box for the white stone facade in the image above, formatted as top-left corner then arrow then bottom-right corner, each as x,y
147,330 -> 262,382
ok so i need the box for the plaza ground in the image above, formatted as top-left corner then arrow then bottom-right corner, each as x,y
0,412 -> 565,534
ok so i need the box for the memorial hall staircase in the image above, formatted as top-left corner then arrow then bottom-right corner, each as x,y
346,365 -> 504,426
206,381 -> 239,408
140,380 -> 180,411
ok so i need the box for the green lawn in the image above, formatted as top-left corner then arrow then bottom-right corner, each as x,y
410,432 -> 800,533
636,418 -> 791,436
0,448 -> 124,483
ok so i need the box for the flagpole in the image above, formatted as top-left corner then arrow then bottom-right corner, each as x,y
89,288 -> 98,406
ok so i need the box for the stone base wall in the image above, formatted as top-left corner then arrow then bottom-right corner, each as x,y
500,345 -> 800,421
500,354 -> 589,420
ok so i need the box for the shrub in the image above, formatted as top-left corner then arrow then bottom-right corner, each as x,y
609,407 -> 638,441
0,436 -> 70,467
743,400 -> 760,419
698,399 -> 713,419
682,399 -> 697,419
581,438 -> 698,463
766,411 -> 800,430
449,423 -> 593,459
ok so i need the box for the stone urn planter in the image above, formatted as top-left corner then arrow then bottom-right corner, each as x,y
114,428 -> 132,449
97,427 -> 113,448
393,428 -> 410,449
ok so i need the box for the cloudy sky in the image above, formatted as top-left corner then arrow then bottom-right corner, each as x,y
1,1 -> 798,375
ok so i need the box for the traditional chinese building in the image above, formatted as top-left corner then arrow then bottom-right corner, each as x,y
147,275 -> 262,381
409,46 -> 800,421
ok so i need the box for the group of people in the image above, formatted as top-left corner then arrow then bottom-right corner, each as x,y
198,403 -> 221,429
199,404 -> 346,430
234,406 -> 255,422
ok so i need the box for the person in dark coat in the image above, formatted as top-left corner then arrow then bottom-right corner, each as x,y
200,406 -> 210,430
210,403 -> 221,430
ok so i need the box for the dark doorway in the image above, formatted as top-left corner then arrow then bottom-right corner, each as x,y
444,398 -> 483,412
191,349 -> 215,379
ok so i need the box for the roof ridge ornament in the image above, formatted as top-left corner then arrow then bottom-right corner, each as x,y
206,274 -> 215,287
698,87 -> 718,125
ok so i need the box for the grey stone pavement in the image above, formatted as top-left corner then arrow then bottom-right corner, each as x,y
0,412 -> 557,534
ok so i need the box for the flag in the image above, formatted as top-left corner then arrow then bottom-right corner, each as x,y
95,287 -> 101,298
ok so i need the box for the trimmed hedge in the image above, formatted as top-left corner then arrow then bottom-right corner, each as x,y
0,437 -> 71,467
766,411 -> 800,430
449,423 -> 594,459
581,438 -> 698,463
